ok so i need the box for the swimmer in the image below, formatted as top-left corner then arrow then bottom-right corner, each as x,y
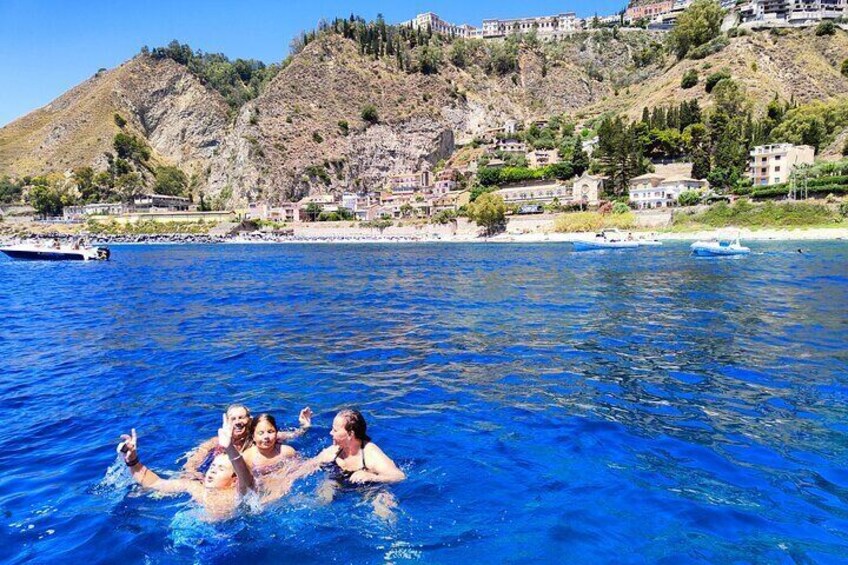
183,405 -> 311,476
117,415 -> 254,521
243,414 -> 297,474
314,409 -> 405,484
183,403 -> 253,475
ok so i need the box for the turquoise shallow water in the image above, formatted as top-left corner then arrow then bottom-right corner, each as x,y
1,241 -> 847,563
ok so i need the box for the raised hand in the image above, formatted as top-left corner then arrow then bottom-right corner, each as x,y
217,413 -> 233,449
117,428 -> 138,463
299,407 -> 313,428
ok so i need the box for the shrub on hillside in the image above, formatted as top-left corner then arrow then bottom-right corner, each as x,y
841,58 -> 848,77
705,70 -> 731,93
687,35 -> 728,60
816,21 -> 836,36
681,69 -> 698,89
361,104 -> 379,125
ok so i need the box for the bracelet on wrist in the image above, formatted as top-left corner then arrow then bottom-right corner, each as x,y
125,457 -> 140,467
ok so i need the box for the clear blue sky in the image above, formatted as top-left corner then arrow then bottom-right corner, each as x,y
0,0 -> 625,126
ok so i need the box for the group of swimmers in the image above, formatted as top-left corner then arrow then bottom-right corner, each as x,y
116,404 -> 405,520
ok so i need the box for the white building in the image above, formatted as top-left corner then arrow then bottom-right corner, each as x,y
495,138 -> 528,154
482,13 -> 584,40
494,173 -> 603,206
341,192 -> 358,212
400,12 -> 479,38
628,174 -> 707,209
748,143 -> 815,186
63,202 -> 126,221
133,194 -> 190,211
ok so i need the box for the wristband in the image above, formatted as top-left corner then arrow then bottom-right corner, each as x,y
125,457 -> 140,467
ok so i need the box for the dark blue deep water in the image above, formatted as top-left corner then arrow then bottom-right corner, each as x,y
1,242 -> 847,564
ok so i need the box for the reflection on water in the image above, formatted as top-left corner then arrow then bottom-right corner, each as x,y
0,242 -> 847,563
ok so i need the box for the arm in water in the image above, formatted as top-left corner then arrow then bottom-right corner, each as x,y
117,428 -> 201,495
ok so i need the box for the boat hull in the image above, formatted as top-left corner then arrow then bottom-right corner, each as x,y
690,242 -> 750,256
573,240 -> 640,251
0,245 -> 110,261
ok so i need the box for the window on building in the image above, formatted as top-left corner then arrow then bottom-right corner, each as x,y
775,166 -> 780,172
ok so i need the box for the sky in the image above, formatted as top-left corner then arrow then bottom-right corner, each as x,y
0,0 -> 625,126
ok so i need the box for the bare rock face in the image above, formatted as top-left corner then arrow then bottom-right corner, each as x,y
347,118 -> 454,192
115,57 -> 231,174
0,56 -> 230,178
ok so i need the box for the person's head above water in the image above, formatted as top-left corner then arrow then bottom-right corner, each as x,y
225,404 -> 252,442
331,409 -> 371,448
203,454 -> 238,489
251,413 -> 278,451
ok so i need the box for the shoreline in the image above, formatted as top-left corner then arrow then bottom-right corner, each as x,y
2,226 -> 847,246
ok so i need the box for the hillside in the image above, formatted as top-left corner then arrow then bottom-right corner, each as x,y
0,56 -> 230,178
2,26 -> 848,205
585,27 -> 848,120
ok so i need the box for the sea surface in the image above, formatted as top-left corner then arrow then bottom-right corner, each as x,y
1,242 -> 847,564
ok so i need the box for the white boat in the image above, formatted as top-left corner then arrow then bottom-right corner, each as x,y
637,238 -> 663,247
572,229 -> 640,251
0,242 -> 110,261
690,237 -> 750,257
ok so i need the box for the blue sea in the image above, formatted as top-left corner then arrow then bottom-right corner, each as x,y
1,242 -> 847,563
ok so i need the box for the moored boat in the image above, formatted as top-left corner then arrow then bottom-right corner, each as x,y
690,237 -> 750,257
572,229 -> 640,251
0,242 -> 110,261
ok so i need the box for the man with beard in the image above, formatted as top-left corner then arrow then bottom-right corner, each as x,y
183,404 -> 311,476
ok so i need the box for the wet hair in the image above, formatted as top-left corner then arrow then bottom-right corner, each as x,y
337,409 -> 371,444
251,413 -> 278,438
226,403 -> 251,418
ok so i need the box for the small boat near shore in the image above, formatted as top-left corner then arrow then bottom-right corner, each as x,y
690,237 -> 750,257
572,229 -> 640,251
0,242 -> 110,261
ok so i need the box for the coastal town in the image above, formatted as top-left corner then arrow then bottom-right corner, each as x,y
38,136 -> 815,235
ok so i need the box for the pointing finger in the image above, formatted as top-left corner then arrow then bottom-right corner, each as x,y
131,428 -> 137,443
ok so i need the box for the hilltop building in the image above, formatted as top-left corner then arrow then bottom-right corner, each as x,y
482,13 -> 584,39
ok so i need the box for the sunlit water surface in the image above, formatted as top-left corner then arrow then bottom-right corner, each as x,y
1,242 -> 847,563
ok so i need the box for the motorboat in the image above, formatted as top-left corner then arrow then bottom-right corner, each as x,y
0,241 -> 110,261
572,229 -> 640,251
637,236 -> 663,247
690,237 -> 750,257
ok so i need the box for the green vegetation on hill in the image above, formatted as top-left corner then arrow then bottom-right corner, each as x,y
673,200 -> 845,229
666,0 -> 723,60
0,177 -> 23,204
144,40 -> 282,110
770,98 -> 848,151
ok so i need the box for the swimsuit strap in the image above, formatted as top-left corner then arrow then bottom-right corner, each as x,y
335,444 -> 369,472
